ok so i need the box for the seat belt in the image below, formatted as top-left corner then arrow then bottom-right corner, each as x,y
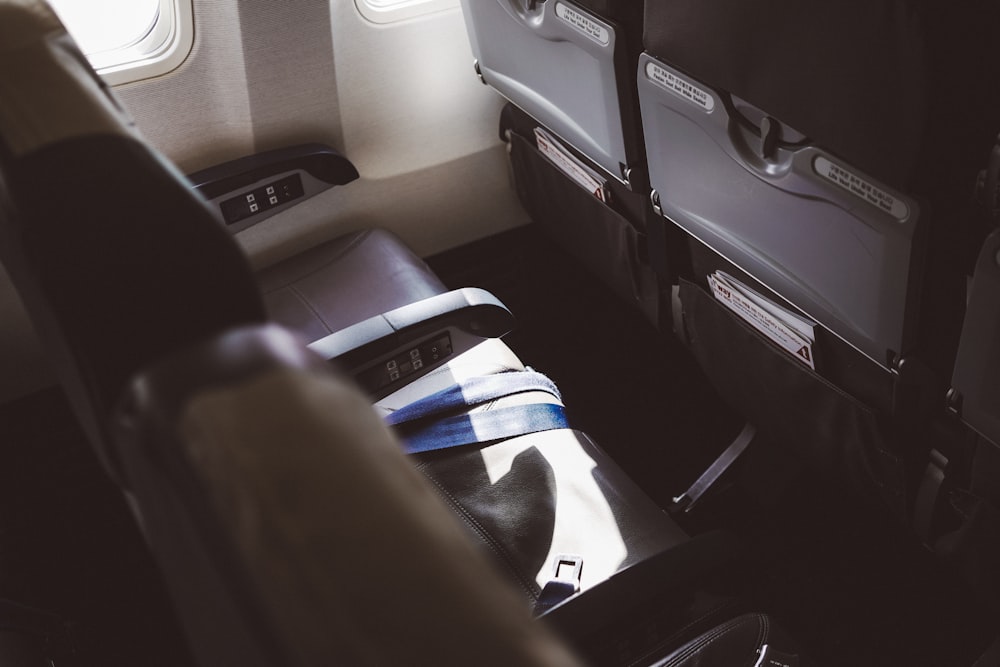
672,422 -> 756,513
397,403 -> 569,454
385,370 -> 562,425
385,370 -> 570,454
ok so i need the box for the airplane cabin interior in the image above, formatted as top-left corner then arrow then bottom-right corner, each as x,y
1,0 -> 1000,665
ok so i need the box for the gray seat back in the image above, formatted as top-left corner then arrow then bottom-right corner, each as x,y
637,55 -> 921,367
638,0 -> 932,368
640,0 -> 999,371
460,0 -> 644,184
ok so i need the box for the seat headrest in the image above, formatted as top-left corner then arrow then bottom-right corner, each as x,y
0,0 -> 134,160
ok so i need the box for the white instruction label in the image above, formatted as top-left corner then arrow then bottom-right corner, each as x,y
814,157 -> 910,221
709,272 -> 816,370
555,3 -> 609,46
645,61 -> 715,113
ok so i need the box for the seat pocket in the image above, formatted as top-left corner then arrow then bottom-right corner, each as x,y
678,278 -> 905,516
508,131 -> 659,325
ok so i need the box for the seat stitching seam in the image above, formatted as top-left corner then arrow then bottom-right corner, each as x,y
627,598 -> 740,667
259,229 -> 373,291
288,285 -> 334,334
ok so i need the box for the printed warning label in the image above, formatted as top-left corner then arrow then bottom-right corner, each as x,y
645,61 -> 714,113
708,272 -> 816,370
534,127 -> 609,202
814,156 -> 910,221
555,3 -> 609,46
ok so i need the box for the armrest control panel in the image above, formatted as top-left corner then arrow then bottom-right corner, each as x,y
219,173 -> 304,225
355,332 -> 454,396
188,144 -> 358,233
308,288 -> 514,400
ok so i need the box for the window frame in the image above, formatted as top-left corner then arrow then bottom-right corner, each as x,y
52,0 -> 195,85
354,0 -> 460,25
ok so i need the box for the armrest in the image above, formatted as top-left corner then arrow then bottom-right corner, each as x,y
307,288 -> 515,400
187,144 -> 359,233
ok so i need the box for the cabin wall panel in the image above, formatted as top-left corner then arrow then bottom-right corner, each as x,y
237,1 -> 529,266
115,0 -> 255,173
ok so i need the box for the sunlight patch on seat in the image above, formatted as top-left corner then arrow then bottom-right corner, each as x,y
480,432 -> 628,591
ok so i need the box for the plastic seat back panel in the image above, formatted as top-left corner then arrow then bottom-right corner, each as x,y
461,0 -> 628,181
638,56 -> 921,367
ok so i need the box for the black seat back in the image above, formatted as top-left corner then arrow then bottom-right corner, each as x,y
0,1 -> 265,476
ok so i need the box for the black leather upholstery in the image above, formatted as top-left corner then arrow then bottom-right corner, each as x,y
0,134 -> 266,476
415,430 -> 688,602
648,613 -> 812,667
257,228 -> 445,343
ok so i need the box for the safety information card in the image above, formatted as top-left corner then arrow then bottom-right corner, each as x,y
534,127 -> 610,202
708,271 -> 817,370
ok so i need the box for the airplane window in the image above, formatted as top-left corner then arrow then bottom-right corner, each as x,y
355,0 -> 459,24
48,0 -> 159,55
47,0 -> 194,86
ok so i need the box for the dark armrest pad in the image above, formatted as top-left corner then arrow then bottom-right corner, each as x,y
187,144 -> 359,232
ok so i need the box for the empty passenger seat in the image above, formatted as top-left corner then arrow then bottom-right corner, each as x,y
253,227 -> 691,603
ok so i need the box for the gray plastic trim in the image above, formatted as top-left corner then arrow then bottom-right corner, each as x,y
638,54 -> 921,368
459,0 -> 628,182
952,230 -> 1000,446
201,168 -> 334,234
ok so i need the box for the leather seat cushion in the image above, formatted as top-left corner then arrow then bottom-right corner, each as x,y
257,228 -> 446,342
376,340 -> 689,601
649,613 -> 812,667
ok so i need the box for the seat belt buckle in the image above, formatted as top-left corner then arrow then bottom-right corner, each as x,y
551,554 -> 583,589
534,555 -> 584,615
